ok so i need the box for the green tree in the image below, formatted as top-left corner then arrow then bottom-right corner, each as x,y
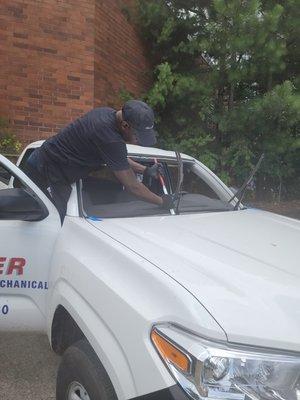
135,0 -> 300,198
220,82 -> 300,197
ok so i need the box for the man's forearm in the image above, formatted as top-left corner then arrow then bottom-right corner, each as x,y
113,168 -> 162,205
127,181 -> 163,205
128,158 -> 146,174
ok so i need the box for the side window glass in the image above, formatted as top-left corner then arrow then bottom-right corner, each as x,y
0,165 -> 10,188
12,149 -> 35,188
0,164 -> 28,193
0,163 -> 23,190
18,149 -> 35,171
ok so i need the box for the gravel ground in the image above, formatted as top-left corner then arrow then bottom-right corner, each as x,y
0,333 -> 59,400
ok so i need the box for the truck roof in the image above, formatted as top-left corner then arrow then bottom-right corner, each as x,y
24,140 -> 193,160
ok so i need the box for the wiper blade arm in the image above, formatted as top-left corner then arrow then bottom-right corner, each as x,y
175,151 -> 184,215
229,153 -> 264,210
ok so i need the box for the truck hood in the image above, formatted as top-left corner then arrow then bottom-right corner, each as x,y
89,209 -> 300,352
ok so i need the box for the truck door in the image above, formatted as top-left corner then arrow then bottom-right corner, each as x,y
0,154 -> 61,331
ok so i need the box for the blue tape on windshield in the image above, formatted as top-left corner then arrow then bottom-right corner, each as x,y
87,216 -> 103,221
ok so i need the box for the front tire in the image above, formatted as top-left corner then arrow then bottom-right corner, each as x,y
56,339 -> 117,400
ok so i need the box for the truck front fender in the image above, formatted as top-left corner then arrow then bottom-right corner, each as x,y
47,279 -> 137,400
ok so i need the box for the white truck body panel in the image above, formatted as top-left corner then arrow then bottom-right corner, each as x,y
46,217 -> 226,398
1,142 -> 299,399
88,209 -> 300,352
0,154 -> 60,331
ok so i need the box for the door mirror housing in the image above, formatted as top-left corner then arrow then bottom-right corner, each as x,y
0,188 -> 48,221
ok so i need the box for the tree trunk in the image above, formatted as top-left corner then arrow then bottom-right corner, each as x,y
267,73 -> 273,91
229,82 -> 234,110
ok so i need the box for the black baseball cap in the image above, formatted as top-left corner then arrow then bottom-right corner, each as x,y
122,100 -> 157,146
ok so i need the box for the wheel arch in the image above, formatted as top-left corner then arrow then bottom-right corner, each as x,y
56,339 -> 118,400
48,281 -> 137,400
51,304 -> 85,355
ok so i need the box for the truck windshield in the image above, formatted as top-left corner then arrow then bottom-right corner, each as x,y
81,158 -> 234,219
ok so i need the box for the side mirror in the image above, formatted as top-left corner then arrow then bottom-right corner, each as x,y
0,188 -> 48,221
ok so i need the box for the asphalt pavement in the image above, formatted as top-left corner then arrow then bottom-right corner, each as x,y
0,333 -> 60,400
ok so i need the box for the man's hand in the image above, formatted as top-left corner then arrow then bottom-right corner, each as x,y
161,193 -> 179,210
127,158 -> 164,180
114,168 -> 179,210
144,163 -> 164,179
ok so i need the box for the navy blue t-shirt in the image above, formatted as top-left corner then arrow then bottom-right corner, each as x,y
39,107 -> 129,183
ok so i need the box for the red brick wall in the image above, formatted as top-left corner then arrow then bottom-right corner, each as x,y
0,0 -> 151,147
94,0 -> 152,109
0,0 -> 95,146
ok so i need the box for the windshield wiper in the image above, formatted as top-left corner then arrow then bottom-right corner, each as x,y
174,151 -> 184,214
228,153 -> 264,210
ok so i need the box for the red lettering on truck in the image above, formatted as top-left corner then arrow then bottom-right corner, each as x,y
0,258 -> 6,274
0,257 -> 26,275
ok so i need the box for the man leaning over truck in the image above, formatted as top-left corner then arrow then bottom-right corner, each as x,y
23,99 -> 176,222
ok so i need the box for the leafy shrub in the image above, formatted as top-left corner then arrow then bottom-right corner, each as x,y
0,117 -> 21,155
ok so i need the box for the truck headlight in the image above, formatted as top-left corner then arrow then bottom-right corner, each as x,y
151,325 -> 300,400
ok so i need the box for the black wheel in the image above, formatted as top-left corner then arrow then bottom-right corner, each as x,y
56,339 -> 117,400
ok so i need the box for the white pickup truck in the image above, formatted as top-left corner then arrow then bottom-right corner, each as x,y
0,141 -> 299,400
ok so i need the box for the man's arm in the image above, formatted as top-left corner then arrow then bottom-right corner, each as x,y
127,158 -> 146,174
128,157 -> 164,179
113,168 -> 163,206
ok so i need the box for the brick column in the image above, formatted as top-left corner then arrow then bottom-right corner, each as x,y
0,0 -> 151,147
94,0 -> 152,109
0,0 -> 96,145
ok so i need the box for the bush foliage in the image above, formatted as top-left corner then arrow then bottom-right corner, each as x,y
0,117 -> 21,155
134,0 -> 300,199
